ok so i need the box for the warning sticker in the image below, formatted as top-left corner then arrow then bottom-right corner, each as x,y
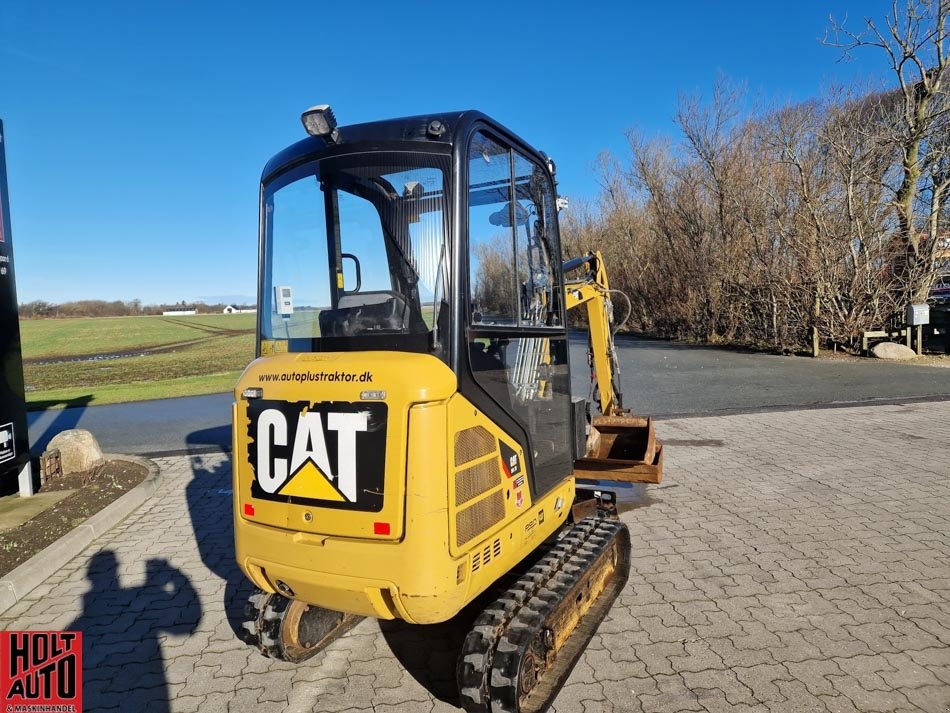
0,422 -> 14,464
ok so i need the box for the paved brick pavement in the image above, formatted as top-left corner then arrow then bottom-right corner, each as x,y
2,401 -> 949,712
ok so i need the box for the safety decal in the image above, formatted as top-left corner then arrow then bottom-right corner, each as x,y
246,399 -> 386,512
0,422 -> 14,464
259,339 -> 288,356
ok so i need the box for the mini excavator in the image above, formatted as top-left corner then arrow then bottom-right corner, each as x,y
232,106 -> 663,713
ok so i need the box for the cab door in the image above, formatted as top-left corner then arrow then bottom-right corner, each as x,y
461,128 -> 573,498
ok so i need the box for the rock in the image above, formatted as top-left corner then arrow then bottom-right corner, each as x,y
870,341 -> 917,361
46,429 -> 105,475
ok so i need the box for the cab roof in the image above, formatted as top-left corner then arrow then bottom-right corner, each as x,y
261,110 -> 542,183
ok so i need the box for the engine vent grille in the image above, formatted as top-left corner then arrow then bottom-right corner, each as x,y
455,459 -> 501,506
471,538 -> 502,572
454,426 -> 496,467
456,491 -> 505,547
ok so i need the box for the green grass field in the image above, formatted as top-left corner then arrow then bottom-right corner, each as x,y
21,314 -> 256,409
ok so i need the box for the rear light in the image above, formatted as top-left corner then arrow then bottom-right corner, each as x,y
373,522 -> 390,535
244,503 -> 256,517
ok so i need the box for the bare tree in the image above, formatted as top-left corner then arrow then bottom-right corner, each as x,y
829,0 -> 950,301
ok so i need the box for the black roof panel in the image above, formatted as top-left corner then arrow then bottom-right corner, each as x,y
262,110 -> 477,181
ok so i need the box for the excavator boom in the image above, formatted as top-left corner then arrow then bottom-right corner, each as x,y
564,251 -> 664,484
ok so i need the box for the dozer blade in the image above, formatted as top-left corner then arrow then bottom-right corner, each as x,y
457,517 -> 631,713
574,415 -> 663,484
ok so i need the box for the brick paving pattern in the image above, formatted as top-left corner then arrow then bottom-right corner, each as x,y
2,401 -> 948,712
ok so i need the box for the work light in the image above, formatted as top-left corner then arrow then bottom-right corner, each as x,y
301,104 -> 341,143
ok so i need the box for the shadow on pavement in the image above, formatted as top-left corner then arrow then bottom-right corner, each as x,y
27,395 -> 94,454
379,553 -> 553,707
379,605 -> 482,706
181,424 -> 231,454
67,551 -> 200,713
184,425 -> 254,640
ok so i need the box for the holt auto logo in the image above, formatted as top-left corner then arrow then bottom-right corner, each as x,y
1,631 -> 82,712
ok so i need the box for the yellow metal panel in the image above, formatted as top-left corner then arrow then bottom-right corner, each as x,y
233,359 -> 576,626
236,397 -> 471,624
233,351 -> 456,541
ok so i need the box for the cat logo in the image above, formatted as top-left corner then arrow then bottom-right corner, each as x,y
246,400 -> 387,512
499,441 -> 521,478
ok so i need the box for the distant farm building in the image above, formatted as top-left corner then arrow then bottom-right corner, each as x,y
223,305 -> 257,314
162,309 -> 197,316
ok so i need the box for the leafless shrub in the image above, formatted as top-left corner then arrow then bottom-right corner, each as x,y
559,2 -> 948,353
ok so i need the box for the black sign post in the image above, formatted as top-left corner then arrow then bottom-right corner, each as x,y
0,120 -> 33,496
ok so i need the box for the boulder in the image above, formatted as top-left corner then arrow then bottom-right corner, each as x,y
46,429 -> 105,475
870,341 -> 917,361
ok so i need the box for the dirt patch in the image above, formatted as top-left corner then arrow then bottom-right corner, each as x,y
0,459 -> 148,578
816,350 -> 950,367
914,353 -> 950,367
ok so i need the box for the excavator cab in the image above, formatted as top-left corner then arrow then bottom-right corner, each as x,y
234,107 -> 660,713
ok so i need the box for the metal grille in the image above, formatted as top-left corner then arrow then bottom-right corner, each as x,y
471,538 -> 503,572
455,459 -> 501,506
454,427 -> 496,467
456,491 -> 505,547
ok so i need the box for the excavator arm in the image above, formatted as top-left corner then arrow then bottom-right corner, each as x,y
562,251 -> 664,484
563,250 -> 625,416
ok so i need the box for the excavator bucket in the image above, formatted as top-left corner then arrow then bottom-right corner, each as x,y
573,414 -> 663,484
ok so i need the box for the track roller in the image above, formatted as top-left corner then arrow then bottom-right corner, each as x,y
242,588 -> 363,663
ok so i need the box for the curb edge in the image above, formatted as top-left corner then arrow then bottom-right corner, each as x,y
0,454 -> 162,616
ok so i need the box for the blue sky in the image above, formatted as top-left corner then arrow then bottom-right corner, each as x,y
0,1 -> 896,304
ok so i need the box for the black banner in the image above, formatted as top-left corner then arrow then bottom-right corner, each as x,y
245,399 -> 387,512
0,120 -> 31,495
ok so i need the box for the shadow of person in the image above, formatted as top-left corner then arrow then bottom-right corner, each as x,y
67,551 -> 201,713
184,427 -> 254,641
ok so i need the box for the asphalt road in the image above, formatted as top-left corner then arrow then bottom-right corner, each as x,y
27,336 -> 950,456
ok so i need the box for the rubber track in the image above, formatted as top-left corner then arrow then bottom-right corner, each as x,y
241,588 -> 292,660
242,587 -> 366,664
456,517 -> 628,713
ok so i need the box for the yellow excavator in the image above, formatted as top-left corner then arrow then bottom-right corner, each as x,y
232,106 -> 662,713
